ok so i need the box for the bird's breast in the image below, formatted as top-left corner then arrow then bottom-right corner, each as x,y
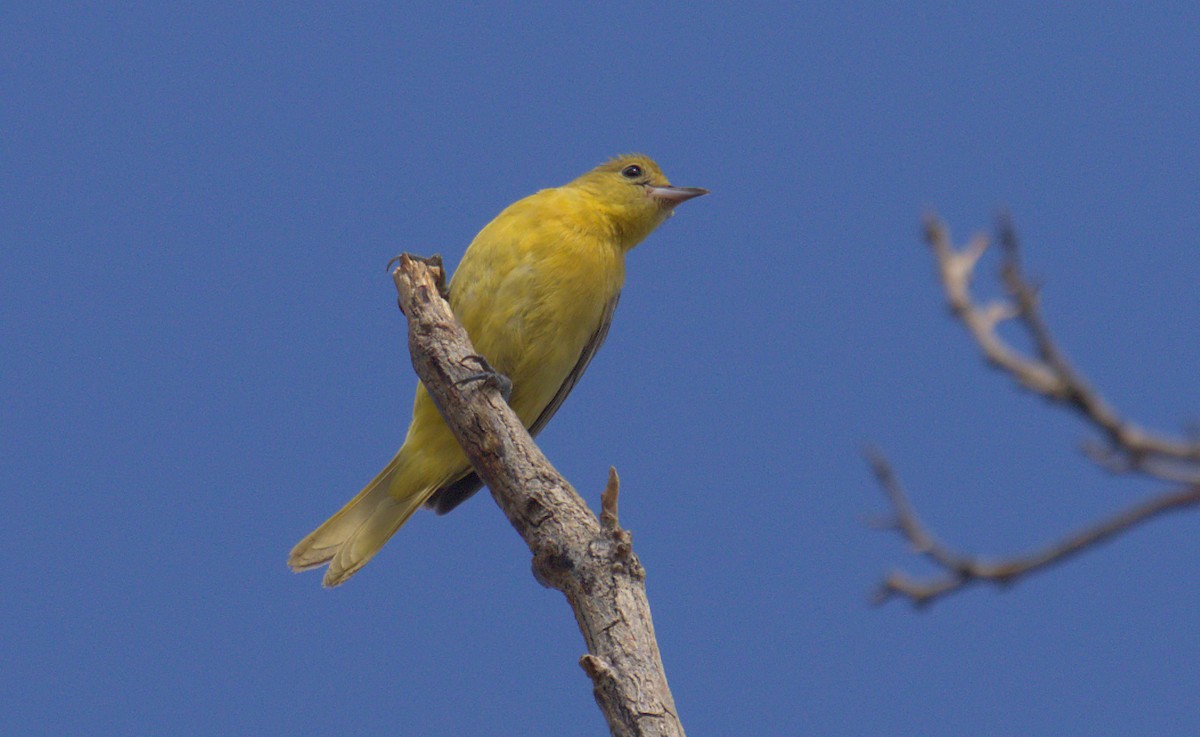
450,201 -> 624,423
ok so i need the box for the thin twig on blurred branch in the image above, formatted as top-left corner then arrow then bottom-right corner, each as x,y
392,254 -> 684,737
869,217 -> 1200,607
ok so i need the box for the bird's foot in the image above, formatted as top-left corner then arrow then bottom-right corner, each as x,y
457,355 -> 513,401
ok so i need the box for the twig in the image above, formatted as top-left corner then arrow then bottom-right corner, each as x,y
868,449 -> 1200,607
601,467 -> 621,532
391,255 -> 683,737
870,218 -> 1200,607
925,216 -> 1200,472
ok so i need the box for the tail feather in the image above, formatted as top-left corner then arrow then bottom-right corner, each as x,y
322,495 -> 421,586
288,453 -> 432,587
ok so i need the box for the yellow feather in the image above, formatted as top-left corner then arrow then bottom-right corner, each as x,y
288,154 -> 706,586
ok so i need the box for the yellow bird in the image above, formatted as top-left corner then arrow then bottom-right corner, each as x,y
289,154 -> 707,586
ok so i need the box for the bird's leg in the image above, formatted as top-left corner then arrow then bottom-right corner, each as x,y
457,355 -> 513,402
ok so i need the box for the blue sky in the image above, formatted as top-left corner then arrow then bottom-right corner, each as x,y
4,3 -> 1200,735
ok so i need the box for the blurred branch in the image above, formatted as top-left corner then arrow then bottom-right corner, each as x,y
392,254 -> 684,737
926,216 -> 1200,472
868,449 -> 1200,607
870,217 -> 1200,607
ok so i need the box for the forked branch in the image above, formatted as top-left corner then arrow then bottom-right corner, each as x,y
868,450 -> 1200,606
871,218 -> 1200,607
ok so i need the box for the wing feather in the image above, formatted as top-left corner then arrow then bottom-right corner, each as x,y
425,293 -> 621,514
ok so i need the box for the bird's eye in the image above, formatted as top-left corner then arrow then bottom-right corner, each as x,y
621,164 -> 643,179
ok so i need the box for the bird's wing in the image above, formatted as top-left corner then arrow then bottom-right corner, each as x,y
425,292 -> 621,515
526,291 -> 620,437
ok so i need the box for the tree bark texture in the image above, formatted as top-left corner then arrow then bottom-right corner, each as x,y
391,254 -> 685,737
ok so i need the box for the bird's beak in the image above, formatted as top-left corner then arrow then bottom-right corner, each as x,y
646,185 -> 709,209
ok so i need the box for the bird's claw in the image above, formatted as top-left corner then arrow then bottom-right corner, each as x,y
457,355 -> 513,401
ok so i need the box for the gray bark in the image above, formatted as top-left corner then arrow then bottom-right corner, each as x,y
392,254 -> 685,737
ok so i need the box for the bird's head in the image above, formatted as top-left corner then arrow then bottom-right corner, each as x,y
567,154 -> 708,251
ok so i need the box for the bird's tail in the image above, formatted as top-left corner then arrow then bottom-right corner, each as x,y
288,452 -> 430,587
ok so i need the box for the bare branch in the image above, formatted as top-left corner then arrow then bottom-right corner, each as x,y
601,467 -> 621,532
924,216 -> 1200,474
868,449 -> 1200,607
924,218 -> 1067,399
391,255 -> 684,737
871,218 -> 1200,607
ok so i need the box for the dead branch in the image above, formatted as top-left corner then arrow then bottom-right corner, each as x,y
391,254 -> 684,737
925,216 -> 1200,472
868,450 -> 1200,607
870,218 -> 1200,607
